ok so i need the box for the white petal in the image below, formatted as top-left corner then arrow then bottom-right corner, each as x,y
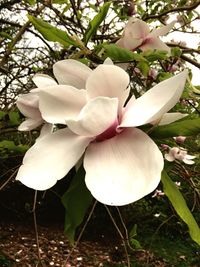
183,158 -> 195,165
140,38 -> 171,53
185,154 -> 196,160
53,59 -> 92,89
18,118 -> 43,131
84,128 -> 164,206
16,128 -> 91,190
149,21 -> 176,37
66,97 -> 118,137
151,112 -> 188,126
39,85 -> 87,124
32,74 -> 57,88
86,64 -> 130,108
164,153 -> 175,162
16,93 -> 40,118
103,57 -> 114,65
120,70 -> 188,128
37,123 -> 54,141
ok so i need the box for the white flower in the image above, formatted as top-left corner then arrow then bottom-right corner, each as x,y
116,18 -> 175,53
16,59 -> 187,206
164,147 -> 196,165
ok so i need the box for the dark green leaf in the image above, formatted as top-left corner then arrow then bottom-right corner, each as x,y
0,111 -> 6,120
62,167 -> 93,243
8,111 -> 20,126
104,44 -> 145,62
84,2 -> 111,44
161,171 -> 200,245
28,15 -> 79,47
150,118 -> 200,138
0,31 -> 12,40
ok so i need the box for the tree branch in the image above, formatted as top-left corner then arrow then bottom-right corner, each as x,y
181,54 -> 200,69
143,1 -> 200,20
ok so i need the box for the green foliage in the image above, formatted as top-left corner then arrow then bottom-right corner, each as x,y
171,47 -> 182,57
84,2 -> 111,44
0,140 -> 28,157
28,15 -> 79,48
151,117 -> 200,138
52,0 -> 68,4
141,50 -> 168,61
24,0 -> 36,5
103,44 -> 145,62
0,32 -> 12,40
8,111 -> 20,126
129,224 -> 142,249
137,60 -> 150,77
62,167 -> 93,243
161,171 -> 200,245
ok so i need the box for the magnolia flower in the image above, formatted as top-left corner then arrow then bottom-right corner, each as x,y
16,59 -> 187,206
164,147 -> 196,165
116,18 -> 175,53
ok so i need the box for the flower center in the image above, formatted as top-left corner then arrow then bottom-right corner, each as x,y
95,119 -> 121,142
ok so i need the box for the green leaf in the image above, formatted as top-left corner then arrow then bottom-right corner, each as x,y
8,111 -> 20,126
62,167 -> 93,243
52,0 -> 68,3
137,60 -> 150,77
28,15 -> 79,47
84,2 -> 111,44
150,118 -> 200,138
161,171 -> 200,245
103,44 -> 145,62
142,50 -> 168,61
0,31 -> 12,40
171,47 -> 182,57
24,0 -> 36,5
0,111 -> 6,120
157,72 -> 173,82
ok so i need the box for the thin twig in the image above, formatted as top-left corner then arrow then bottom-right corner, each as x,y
104,205 -> 130,267
0,167 -> 19,191
32,190 -> 42,264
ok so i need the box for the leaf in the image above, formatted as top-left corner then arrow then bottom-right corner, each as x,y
8,111 -> 20,126
0,31 -> 12,40
161,171 -> 200,245
157,72 -> 173,82
0,111 -> 6,120
142,50 -> 168,61
171,47 -> 182,57
137,60 -> 150,77
25,0 -> 36,5
103,44 -> 145,62
52,0 -> 68,3
62,167 -> 93,243
84,2 -> 111,44
150,118 -> 200,138
28,15 -> 79,47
